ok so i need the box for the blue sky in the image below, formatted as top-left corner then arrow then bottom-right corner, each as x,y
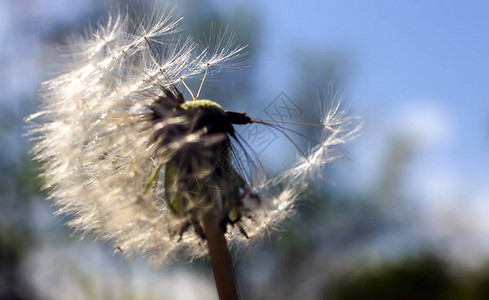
228,0 -> 489,191
216,0 -> 489,263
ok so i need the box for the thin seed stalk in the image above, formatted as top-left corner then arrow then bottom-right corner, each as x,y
202,209 -> 240,300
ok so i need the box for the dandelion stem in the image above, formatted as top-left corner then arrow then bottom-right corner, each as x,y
202,209 -> 240,300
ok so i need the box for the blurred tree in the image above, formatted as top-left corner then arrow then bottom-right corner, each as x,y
324,254 -> 489,300
0,106 -> 38,299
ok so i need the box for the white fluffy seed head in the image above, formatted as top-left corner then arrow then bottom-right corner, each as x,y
27,8 -> 359,266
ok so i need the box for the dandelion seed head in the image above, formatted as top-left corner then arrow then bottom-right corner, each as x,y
27,7 -> 359,266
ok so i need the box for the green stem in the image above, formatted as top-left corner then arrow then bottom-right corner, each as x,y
202,210 -> 240,300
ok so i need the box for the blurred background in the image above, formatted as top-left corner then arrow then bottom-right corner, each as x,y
2,0 -> 489,299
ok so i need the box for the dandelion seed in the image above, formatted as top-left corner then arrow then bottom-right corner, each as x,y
26,7 -> 360,300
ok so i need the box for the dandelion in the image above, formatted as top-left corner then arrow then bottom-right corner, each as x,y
27,7 -> 361,300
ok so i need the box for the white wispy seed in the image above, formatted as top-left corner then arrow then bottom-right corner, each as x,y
27,8 -> 360,266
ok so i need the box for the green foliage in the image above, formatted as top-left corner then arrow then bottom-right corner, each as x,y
328,255 -> 489,300
0,224 -> 34,299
